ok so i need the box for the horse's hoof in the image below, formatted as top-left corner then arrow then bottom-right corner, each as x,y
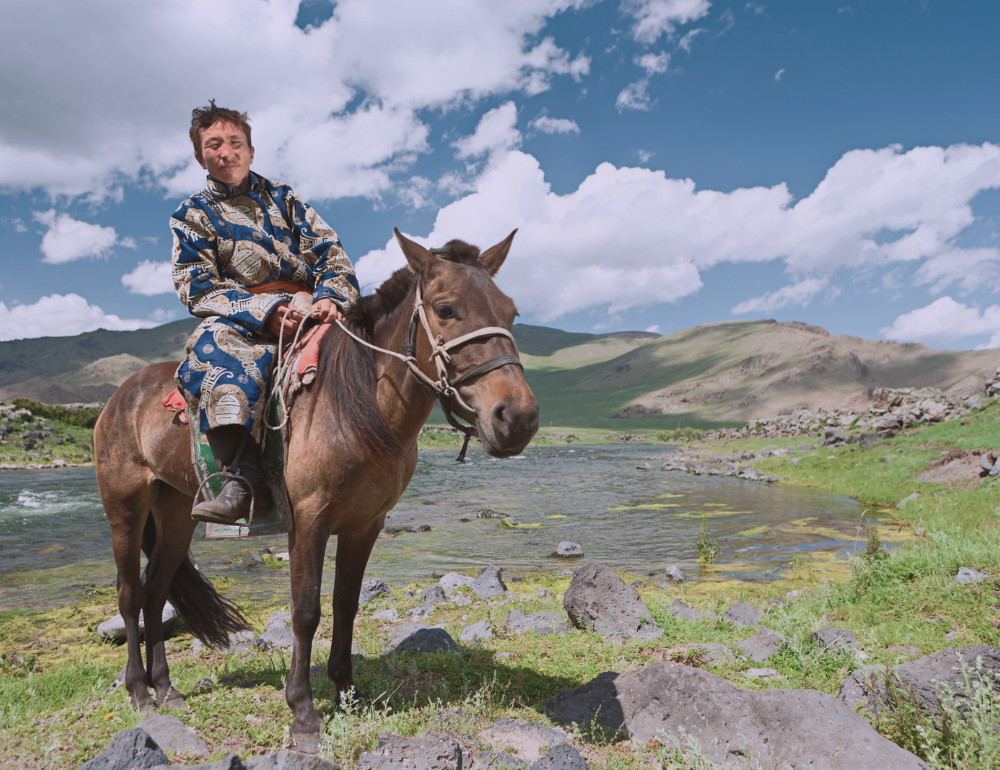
291,732 -> 321,754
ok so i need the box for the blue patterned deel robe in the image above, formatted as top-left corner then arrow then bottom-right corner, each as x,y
171,173 -> 359,442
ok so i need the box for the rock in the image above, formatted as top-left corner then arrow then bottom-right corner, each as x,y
955,567 -> 988,584
665,599 -> 717,621
275,552 -> 290,562
553,542 -> 584,558
149,757 -> 245,770
404,603 -> 433,619
813,627 -> 859,651
664,565 -> 685,583
97,602 -> 179,642
785,589 -> 803,601
355,731 -> 462,770
837,645 -> 1000,717
418,585 -> 447,605
477,752 -> 528,768
373,608 -> 399,622
243,750 -> 341,769
382,624 -> 458,654
360,579 -> 391,605
136,714 -> 207,756
242,551 -> 264,569
194,677 -> 213,692
503,610 -> 568,636
735,627 -> 782,663
722,602 -> 759,628
438,572 -> 474,592
471,565 -> 507,599
563,562 -> 658,641
537,588 -> 554,597
681,643 -> 732,664
528,745 -> 586,770
898,492 -> 920,508
78,727 -> 169,770
216,630 -> 257,654
265,611 -> 291,630
480,718 -> 568,763
822,428 -> 847,446
545,663 -> 928,769
887,645 -> 921,659
460,620 -> 493,642
260,625 -> 294,651
744,668 -> 784,679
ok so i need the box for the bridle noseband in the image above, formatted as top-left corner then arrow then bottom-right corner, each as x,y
336,282 -> 524,462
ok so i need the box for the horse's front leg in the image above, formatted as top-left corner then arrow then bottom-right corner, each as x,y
286,509 -> 330,753
328,523 -> 382,699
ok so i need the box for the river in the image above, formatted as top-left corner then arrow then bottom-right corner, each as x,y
0,444 -> 880,609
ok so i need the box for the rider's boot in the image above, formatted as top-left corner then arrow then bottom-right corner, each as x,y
190,425 -> 271,525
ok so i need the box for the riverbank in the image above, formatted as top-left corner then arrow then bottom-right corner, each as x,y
2,404 -> 999,768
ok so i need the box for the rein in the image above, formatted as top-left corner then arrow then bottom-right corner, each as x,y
334,283 -> 523,462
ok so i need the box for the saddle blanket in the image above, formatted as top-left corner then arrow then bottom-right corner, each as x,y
162,322 -> 330,539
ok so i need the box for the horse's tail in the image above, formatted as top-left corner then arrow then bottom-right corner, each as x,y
141,516 -> 250,647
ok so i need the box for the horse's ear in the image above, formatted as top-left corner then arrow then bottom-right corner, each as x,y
478,229 -> 517,276
394,228 -> 435,274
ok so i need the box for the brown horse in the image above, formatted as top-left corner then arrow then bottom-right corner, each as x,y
93,229 -> 539,751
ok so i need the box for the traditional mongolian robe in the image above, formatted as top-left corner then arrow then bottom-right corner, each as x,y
171,173 -> 359,442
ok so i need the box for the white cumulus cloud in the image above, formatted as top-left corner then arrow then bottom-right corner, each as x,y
529,114 -> 580,135
623,0 -> 712,44
454,102 -> 522,160
0,0 -> 590,202
355,141 -> 1000,323
33,210 -> 119,264
881,296 -> 1000,348
121,260 -> 174,296
0,294 -> 158,341
731,278 -> 828,314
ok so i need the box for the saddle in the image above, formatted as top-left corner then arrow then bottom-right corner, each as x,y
161,322 -> 330,539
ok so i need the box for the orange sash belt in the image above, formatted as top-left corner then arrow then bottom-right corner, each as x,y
247,280 -> 310,295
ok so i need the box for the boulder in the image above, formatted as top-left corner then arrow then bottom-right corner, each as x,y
822,428 -> 847,446
382,624 -> 458,654
563,562 -> 660,641
418,585 -> 447,605
136,714 -> 207,756
503,610 -> 568,636
438,573 -> 473,593
837,645 -> 1000,716
553,542 -> 584,558
460,620 -> 493,642
372,608 -> 399,622
666,599 -> 717,622
480,718 -> 568,763
471,566 -> 507,599
955,567 -> 988,584
150,757 -> 245,770
722,602 -> 759,628
79,727 -> 169,770
664,565 -> 685,583
96,602 -> 179,642
265,611 -> 291,630
243,751 -> 341,769
545,663 -> 928,769
680,643 -> 732,664
260,619 -> 294,651
360,579 -> 391,605
216,630 -> 257,654
813,628 -> 859,651
528,745 -> 587,770
735,627 -> 782,663
356,731 -> 462,770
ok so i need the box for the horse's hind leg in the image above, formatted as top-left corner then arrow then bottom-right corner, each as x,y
144,483 -> 198,709
328,523 -> 382,698
106,492 -> 156,713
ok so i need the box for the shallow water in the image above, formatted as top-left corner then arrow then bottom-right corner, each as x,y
0,445 -> 883,609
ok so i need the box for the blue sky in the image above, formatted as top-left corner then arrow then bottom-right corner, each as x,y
2,0 -> 1000,348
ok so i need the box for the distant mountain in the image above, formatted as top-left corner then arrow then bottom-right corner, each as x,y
1,318 -> 996,432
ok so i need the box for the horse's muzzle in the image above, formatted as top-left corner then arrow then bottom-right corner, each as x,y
478,393 -> 539,458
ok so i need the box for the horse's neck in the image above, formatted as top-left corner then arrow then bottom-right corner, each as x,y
371,290 -> 436,447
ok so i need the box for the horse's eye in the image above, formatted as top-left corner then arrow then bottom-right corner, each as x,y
436,305 -> 455,320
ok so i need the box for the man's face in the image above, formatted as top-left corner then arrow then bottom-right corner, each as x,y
195,121 -> 254,188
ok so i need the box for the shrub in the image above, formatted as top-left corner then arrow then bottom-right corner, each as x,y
10,399 -> 102,429
656,427 -> 706,442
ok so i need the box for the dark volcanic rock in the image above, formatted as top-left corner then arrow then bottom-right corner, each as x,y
243,750 -> 341,769
735,627 -> 782,663
471,565 -> 507,599
528,745 -> 587,770
355,731 -> 462,770
504,610 -> 569,636
722,602 -> 759,628
813,627 -> 859,652
382,624 -> 457,654
360,579 -> 391,605
480,718 -> 568,764
563,562 -> 661,641
79,728 -> 169,770
545,663 -> 927,769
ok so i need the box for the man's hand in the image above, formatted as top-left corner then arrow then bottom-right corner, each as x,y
264,302 -> 305,339
312,298 -> 345,324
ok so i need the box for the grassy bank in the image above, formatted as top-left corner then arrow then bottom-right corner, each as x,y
3,405 -> 1000,768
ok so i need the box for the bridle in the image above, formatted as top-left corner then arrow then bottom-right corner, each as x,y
334,282 -> 524,462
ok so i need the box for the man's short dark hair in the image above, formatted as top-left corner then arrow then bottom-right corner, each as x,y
189,100 -> 252,154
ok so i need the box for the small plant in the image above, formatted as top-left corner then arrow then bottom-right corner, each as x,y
696,517 -> 720,564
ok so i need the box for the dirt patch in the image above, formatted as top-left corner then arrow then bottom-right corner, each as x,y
914,448 -> 987,490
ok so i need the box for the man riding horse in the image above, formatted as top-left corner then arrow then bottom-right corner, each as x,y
171,101 -> 358,526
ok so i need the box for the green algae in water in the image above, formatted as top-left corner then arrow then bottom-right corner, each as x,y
735,526 -> 770,537
656,493 -> 684,499
607,503 -> 681,510
545,515 -> 567,519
